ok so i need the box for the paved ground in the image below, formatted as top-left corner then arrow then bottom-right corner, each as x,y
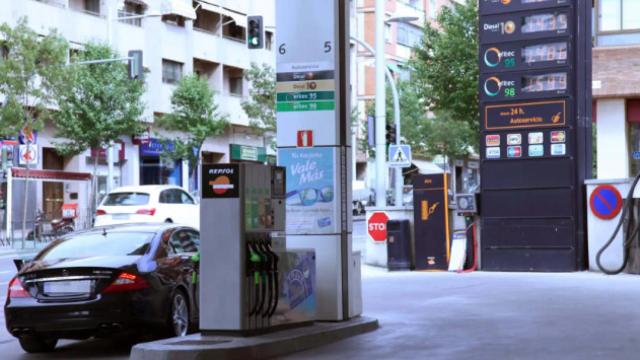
3,231 -> 640,359
285,267 -> 640,360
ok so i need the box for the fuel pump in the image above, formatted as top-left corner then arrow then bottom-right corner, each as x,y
199,163 -> 316,334
455,193 -> 479,272
596,172 -> 640,275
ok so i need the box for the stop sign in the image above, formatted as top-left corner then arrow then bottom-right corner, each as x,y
368,212 -> 389,242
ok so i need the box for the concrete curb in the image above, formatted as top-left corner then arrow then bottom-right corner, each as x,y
130,316 -> 378,360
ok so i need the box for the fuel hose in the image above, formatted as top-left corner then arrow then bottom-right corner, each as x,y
596,171 -> 640,275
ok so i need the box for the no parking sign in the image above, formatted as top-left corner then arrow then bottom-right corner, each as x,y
590,185 -> 623,220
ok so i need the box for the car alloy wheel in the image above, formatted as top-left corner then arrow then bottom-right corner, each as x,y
171,292 -> 189,337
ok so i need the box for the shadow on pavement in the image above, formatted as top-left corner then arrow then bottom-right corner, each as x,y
10,335 -> 154,360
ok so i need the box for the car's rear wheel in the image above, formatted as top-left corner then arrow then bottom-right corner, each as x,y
169,290 -> 189,337
18,335 -> 58,353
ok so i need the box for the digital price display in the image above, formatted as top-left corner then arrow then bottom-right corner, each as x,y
480,10 -> 571,43
522,72 -> 567,93
480,0 -> 568,15
521,13 -> 568,34
522,42 -> 568,64
480,40 -> 570,73
481,70 -> 571,101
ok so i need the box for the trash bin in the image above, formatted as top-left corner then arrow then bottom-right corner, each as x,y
387,220 -> 411,270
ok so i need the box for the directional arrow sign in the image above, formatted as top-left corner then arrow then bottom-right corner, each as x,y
389,145 -> 412,168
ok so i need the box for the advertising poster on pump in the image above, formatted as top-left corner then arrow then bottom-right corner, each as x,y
278,147 -> 338,234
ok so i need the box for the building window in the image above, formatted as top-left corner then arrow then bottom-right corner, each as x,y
162,59 -> 183,84
397,23 -> 422,48
628,100 -> 640,176
223,19 -> 246,42
385,23 -> 392,43
429,0 -> 437,19
599,0 -> 640,32
266,31 -> 274,51
118,1 -> 145,27
84,0 -> 100,14
229,76 -> 243,96
404,0 -> 423,10
162,14 -> 186,27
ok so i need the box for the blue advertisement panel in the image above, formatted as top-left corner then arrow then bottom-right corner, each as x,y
278,147 -> 337,235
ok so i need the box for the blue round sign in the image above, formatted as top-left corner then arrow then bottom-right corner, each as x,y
590,185 -> 623,220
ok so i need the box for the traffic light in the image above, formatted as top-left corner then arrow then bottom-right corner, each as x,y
247,16 -> 264,49
386,124 -> 396,144
128,50 -> 143,80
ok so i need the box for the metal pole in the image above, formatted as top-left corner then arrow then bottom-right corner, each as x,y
350,36 -> 402,207
106,1 -> 115,194
374,0 -> 386,208
392,82 -> 402,208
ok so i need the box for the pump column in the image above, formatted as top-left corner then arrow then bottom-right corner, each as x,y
275,0 -> 359,320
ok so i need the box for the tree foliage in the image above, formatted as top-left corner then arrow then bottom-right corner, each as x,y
53,42 -> 145,156
242,62 -> 276,134
157,74 -> 228,176
410,0 -> 479,156
0,17 -> 68,246
0,17 -> 68,138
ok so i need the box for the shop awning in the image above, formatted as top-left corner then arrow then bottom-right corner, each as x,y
406,159 -> 444,175
160,0 -> 196,20
196,0 -> 245,25
11,168 -> 92,181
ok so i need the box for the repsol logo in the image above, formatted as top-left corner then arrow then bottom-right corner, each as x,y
209,168 -> 234,175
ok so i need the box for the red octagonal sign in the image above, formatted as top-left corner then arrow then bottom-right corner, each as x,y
368,212 -> 389,242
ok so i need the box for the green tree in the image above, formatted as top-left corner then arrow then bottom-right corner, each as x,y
242,63 -> 276,142
410,0 -> 479,157
53,42 -> 145,210
0,18 -> 68,246
363,80 -> 428,156
156,74 -> 228,190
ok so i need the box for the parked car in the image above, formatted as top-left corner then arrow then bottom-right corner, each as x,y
94,185 -> 199,229
4,223 -> 200,353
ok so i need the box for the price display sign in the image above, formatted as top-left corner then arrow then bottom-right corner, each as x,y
480,9 -> 571,43
480,0 -> 568,15
478,1 -> 592,272
480,70 -> 571,101
481,39 -> 570,73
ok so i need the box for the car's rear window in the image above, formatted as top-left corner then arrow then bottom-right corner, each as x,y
35,232 -> 154,261
103,192 -> 149,206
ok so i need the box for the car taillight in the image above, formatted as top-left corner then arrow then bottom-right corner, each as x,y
136,208 -> 156,216
102,272 -> 149,294
96,209 -> 107,216
7,277 -> 30,298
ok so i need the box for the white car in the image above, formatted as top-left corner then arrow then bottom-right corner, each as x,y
94,185 -> 200,229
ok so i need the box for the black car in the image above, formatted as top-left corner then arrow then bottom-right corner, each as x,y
4,223 -> 200,353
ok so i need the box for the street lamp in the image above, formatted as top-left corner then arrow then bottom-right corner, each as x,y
104,0 -> 196,194
374,1 -> 418,208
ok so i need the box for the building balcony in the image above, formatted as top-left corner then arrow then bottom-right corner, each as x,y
218,94 -> 250,127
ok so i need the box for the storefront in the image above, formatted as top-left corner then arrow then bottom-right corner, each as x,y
229,144 -> 275,164
139,138 -> 183,186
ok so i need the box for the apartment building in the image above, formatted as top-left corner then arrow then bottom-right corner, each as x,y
351,0 -> 462,190
592,0 -> 640,180
0,0 -> 275,220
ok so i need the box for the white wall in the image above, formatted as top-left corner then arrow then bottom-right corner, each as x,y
597,99 -> 629,179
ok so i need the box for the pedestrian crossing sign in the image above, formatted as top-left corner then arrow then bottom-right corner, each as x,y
389,145 -> 411,168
